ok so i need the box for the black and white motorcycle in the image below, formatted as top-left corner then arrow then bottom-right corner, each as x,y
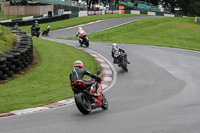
113,50 -> 128,72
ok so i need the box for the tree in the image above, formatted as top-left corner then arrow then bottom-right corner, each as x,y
86,0 -> 98,10
178,0 -> 200,16
150,0 -> 159,5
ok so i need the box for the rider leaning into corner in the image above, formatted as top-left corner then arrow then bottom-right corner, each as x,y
44,25 -> 50,32
70,60 -> 101,96
76,27 -> 86,44
111,43 -> 130,65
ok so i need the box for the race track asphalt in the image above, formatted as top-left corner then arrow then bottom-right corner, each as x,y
0,16 -> 200,133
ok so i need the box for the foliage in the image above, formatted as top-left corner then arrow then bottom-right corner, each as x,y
122,0 -> 200,16
0,26 -> 16,53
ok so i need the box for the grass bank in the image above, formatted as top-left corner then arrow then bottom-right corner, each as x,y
0,26 -> 16,53
67,17 -> 200,51
0,38 -> 97,113
19,14 -> 144,33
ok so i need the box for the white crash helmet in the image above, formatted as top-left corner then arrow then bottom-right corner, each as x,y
74,60 -> 83,68
112,43 -> 119,51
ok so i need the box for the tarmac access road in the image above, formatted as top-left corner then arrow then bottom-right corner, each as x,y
1,16 -> 200,133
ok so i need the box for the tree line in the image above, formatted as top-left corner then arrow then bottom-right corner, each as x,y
86,0 -> 200,16
148,0 -> 200,16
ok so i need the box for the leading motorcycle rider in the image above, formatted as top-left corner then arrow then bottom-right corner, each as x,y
31,20 -> 40,33
76,27 -> 86,44
70,60 -> 101,96
111,43 -> 130,64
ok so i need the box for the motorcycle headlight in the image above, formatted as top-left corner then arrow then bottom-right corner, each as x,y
114,51 -> 120,57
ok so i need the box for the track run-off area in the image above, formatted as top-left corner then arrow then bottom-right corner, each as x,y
1,16 -> 200,133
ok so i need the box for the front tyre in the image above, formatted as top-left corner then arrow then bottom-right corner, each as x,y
101,94 -> 108,110
75,93 -> 91,115
121,58 -> 128,72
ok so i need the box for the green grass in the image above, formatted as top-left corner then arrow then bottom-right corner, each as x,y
0,11 -> 28,21
0,38 -> 97,113
66,17 -> 200,52
19,14 -> 145,33
0,26 -> 16,53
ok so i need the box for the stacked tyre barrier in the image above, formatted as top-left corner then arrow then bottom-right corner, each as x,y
0,28 -> 34,81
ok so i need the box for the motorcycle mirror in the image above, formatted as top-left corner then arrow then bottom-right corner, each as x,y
97,71 -> 101,75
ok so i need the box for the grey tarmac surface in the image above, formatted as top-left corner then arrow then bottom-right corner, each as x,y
1,16 -> 200,133
48,16 -> 156,38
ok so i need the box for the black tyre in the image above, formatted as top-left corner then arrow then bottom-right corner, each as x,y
101,94 -> 108,110
79,40 -> 83,46
121,59 -> 128,72
7,52 -> 21,59
0,57 -> 7,65
12,59 -> 21,65
0,74 -> 8,80
9,65 -> 16,71
7,71 -> 14,78
1,54 -> 14,62
6,61 -> 12,67
36,32 -> 40,38
0,64 -> 7,71
31,32 -> 34,37
3,67 -> 9,74
86,40 -> 89,47
24,62 -> 29,67
42,31 -> 45,36
121,64 -> 128,72
13,67 -> 21,74
75,93 -> 91,115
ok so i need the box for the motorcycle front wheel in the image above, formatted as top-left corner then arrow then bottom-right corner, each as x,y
101,94 -> 108,110
121,58 -> 128,72
75,93 -> 91,115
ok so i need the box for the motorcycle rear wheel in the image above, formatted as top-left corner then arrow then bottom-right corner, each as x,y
86,41 -> 89,47
85,39 -> 89,47
75,93 -> 91,115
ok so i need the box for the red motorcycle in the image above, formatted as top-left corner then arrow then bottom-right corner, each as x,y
71,71 -> 108,115
77,35 -> 89,47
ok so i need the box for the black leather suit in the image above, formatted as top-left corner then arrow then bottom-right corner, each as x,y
70,67 -> 101,91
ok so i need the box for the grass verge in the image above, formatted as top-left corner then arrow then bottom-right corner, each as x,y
19,14 -> 145,33
66,17 -> 200,52
0,26 -> 16,53
0,37 -> 97,113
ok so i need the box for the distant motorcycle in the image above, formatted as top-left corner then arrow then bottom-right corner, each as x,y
31,27 -> 40,38
71,71 -> 108,115
42,26 -> 50,36
77,35 -> 89,47
113,50 -> 128,72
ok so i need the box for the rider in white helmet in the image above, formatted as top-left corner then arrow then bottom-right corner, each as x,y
111,43 -> 130,64
76,27 -> 86,44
